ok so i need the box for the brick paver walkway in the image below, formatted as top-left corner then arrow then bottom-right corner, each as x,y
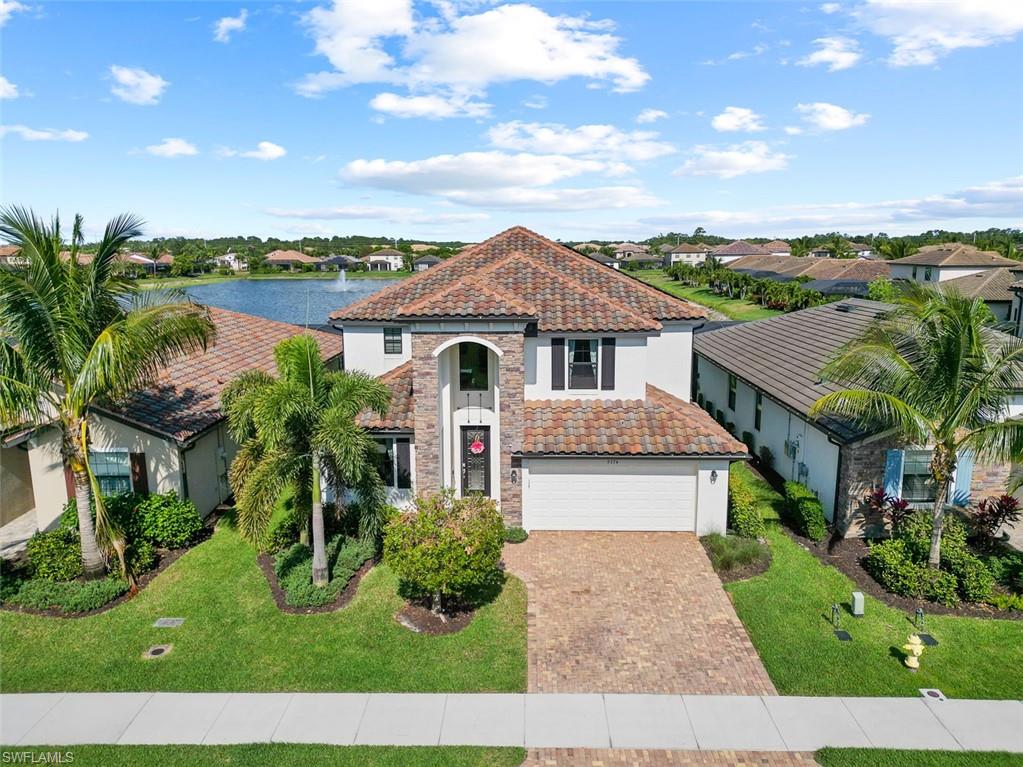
525,750 -> 819,766
502,532 -> 776,695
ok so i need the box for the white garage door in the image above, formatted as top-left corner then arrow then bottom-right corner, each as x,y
522,458 -> 697,531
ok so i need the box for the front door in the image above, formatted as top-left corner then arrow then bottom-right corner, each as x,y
460,425 -> 491,497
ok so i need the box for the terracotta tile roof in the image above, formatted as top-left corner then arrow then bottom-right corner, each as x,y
368,248 -> 404,257
890,244 -> 1017,267
941,267 -> 1017,303
521,385 -> 746,457
761,240 -> 791,252
331,226 -> 706,330
728,254 -> 889,282
96,308 -> 343,445
669,243 -> 711,254
0,245 -> 21,258
265,249 -> 323,264
712,240 -> 770,257
358,361 -> 414,431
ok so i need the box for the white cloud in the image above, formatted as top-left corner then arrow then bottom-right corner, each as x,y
0,75 -> 18,99
0,0 -> 28,27
487,121 -> 675,162
854,0 -> 1023,66
784,126 -> 804,135
701,43 -> 769,66
213,9 -> 248,43
0,124 -> 89,142
797,36 -> 862,71
522,95 -> 548,109
218,141 -> 287,160
795,102 -> 870,131
109,65 -> 169,105
820,3 -> 842,14
144,137 -> 199,157
264,205 -> 489,225
640,176 -> 1023,235
674,141 -> 790,179
711,106 -> 765,133
370,92 -> 491,119
339,149 -> 661,211
636,108 -> 668,124
296,1 -> 648,111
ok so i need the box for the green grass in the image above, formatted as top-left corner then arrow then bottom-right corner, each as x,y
817,749 -> 1023,767
632,269 -> 783,321
0,745 -> 525,767
726,464 -> 1023,699
0,516 -> 526,693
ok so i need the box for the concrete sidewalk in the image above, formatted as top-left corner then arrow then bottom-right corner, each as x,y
2,693 -> 1021,752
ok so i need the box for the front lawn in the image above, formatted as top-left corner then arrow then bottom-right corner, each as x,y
0,515 -> 526,693
817,749 -> 1023,767
726,465 -> 1023,698
632,269 -> 782,321
0,746 -> 525,767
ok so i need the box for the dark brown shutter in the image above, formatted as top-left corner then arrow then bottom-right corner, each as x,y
601,338 -> 616,390
130,452 -> 149,494
395,439 -> 412,489
551,338 -> 565,390
63,463 -> 75,501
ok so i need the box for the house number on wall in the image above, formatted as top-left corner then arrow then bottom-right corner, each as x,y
606,459 -> 620,465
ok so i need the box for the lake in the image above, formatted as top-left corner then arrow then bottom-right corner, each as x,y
183,275 -> 395,326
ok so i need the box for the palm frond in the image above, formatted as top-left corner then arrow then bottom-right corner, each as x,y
810,389 -> 930,444
221,370 -> 276,442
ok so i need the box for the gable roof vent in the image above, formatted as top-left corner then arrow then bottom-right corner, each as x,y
834,303 -> 853,313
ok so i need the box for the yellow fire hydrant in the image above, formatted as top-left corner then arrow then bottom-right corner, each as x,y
903,634 -> 925,671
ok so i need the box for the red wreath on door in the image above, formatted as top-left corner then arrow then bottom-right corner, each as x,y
469,438 -> 485,455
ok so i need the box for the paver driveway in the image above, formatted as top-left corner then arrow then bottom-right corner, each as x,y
502,532 -> 775,695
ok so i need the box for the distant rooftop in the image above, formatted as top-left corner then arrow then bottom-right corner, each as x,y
890,243 -> 1017,268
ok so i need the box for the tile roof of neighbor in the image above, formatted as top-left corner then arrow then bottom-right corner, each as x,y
890,244 -> 1017,268
265,249 -> 322,264
693,299 -> 891,443
368,248 -> 404,257
413,254 -> 442,264
96,307 -> 343,445
712,240 -> 770,257
358,361 -> 414,431
761,240 -> 791,252
669,243 -> 711,254
941,267 -> 1018,302
330,226 -> 707,330
728,254 -> 890,282
522,385 -> 747,457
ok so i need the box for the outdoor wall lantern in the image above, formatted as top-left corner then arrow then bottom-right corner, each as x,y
710,470 -> 718,484
510,469 -> 518,485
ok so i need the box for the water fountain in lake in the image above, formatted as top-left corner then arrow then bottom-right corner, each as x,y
329,269 -> 349,292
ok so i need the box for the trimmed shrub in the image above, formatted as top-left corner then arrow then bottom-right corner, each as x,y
942,548 -> 995,603
795,496 -> 827,542
984,552 -> 1023,590
273,535 -> 376,608
26,528 -> 82,582
136,493 -> 203,549
4,577 -> 128,612
865,539 -> 922,598
703,532 -> 769,573
727,473 -> 765,539
126,538 -> 158,576
894,509 -> 968,563
741,431 -> 756,454
504,526 -> 529,544
383,490 -> 504,611
922,568 -> 960,607
989,592 -> 1023,611
263,510 -> 303,554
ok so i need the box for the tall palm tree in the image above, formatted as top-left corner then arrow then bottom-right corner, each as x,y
0,206 -> 214,578
823,234 -> 852,259
879,238 -> 918,261
222,335 -> 390,585
810,287 -> 1023,567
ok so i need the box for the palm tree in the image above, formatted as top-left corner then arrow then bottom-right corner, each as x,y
0,206 -> 214,578
222,335 -> 390,585
997,237 -> 1019,261
810,287 -> 1023,567
823,234 -> 852,259
879,238 -> 918,261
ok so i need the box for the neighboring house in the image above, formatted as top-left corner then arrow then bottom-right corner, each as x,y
940,268 -> 1019,322
809,241 -> 874,258
413,254 -> 442,271
613,242 -> 649,259
693,299 -> 1015,535
888,244 -> 1017,284
214,251 -> 247,271
364,248 -> 405,272
322,254 -> 362,270
761,240 -> 791,256
617,251 -> 663,268
0,309 -> 342,549
585,251 -> 621,270
265,250 -> 324,271
329,226 -> 744,533
665,243 -> 712,267
0,245 -> 28,269
727,254 -> 890,296
155,252 -> 174,271
711,240 -> 770,265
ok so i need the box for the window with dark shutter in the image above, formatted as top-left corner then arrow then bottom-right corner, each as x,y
396,438 -> 412,489
551,338 -> 565,390
600,338 -> 616,390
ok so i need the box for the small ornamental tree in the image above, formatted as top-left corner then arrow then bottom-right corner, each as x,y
383,490 -> 504,615
972,495 -> 1023,549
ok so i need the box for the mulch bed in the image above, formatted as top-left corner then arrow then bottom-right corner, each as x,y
394,600 -> 475,635
257,554 -> 376,615
0,519 -> 218,619
780,522 -> 1023,621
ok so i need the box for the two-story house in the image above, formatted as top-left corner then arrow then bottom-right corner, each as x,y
364,248 -> 406,272
330,227 -> 745,534
888,244 -> 1017,284
665,243 -> 712,267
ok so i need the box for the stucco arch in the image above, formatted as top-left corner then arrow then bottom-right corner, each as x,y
431,335 -> 505,358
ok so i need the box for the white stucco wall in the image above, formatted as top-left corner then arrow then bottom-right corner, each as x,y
890,263 -> 989,284
341,324 -> 411,376
695,459 -> 730,535
697,356 -> 840,520
24,427 -> 68,532
525,334 -> 647,400
90,414 -> 183,497
183,425 -> 236,517
646,323 -> 693,401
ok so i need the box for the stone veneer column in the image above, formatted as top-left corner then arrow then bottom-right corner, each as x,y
411,330 -> 525,526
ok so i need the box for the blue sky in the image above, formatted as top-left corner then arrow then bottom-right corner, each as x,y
1,0 -> 1021,243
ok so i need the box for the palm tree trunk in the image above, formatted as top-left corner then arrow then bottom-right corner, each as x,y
310,459 -> 329,587
66,440 -> 106,579
927,479 -> 950,569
